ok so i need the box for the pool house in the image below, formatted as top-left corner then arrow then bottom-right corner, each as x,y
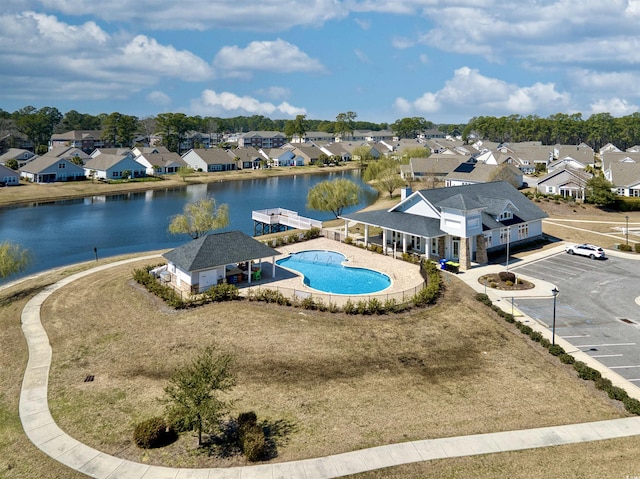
339,181 -> 548,272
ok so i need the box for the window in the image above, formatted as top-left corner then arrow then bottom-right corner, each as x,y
485,234 -> 493,248
547,186 -> 554,193
499,228 -> 509,244
498,210 -> 512,221
58,162 -> 65,169
431,238 -> 438,255
518,223 -> 529,239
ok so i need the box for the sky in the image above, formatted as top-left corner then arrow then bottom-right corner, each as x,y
2,0 -> 640,125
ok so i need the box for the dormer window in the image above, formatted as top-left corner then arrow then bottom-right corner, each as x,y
498,210 -> 512,221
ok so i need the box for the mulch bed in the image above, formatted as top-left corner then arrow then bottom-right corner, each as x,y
478,273 -> 535,291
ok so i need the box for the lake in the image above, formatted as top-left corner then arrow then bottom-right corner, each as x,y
0,169 -> 377,281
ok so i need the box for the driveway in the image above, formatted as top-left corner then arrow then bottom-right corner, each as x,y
511,250 -> 640,384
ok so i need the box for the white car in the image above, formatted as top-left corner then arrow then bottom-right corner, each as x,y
564,244 -> 606,259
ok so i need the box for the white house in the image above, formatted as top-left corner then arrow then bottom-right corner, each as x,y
162,231 -> 280,293
0,164 -> 20,186
83,154 -> 146,180
340,181 -> 547,271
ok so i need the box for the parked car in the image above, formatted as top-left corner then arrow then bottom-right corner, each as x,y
564,244 -> 606,259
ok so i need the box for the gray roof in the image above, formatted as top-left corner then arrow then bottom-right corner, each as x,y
341,181 -> 547,237
163,231 -> 280,272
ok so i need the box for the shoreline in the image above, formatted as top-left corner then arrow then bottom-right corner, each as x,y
0,163 -> 364,208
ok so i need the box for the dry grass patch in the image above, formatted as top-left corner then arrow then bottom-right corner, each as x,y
41,261 -> 626,468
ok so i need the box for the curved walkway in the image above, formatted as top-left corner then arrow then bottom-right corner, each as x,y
19,255 -> 640,479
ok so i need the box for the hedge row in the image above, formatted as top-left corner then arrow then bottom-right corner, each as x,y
474,293 -> 640,416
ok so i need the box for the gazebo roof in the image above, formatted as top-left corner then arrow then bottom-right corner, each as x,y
163,231 -> 279,272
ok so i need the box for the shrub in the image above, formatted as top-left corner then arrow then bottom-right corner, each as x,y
343,299 -> 356,314
238,411 -> 257,430
518,324 -> 533,335
356,300 -> 369,315
133,417 -> 176,449
558,353 -> 575,365
540,338 -> 551,348
498,271 -> 516,283
384,298 -> 398,313
303,227 -> 321,240
606,385 -> 629,402
287,233 -> 299,244
529,331 -> 543,342
300,296 -> 317,310
344,236 -> 354,245
205,283 -> 239,302
475,293 -> 492,306
505,280 -> 513,287
367,298 -> 385,314
242,425 -> 266,462
623,397 -> 640,415
574,361 -> 602,381
619,243 -> 632,252
132,268 -> 186,309
635,243 -> 640,253
548,344 -> 565,356
594,377 -> 613,391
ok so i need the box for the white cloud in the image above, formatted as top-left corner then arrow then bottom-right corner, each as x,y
354,18 -> 371,30
590,98 -> 639,116
0,12 -> 213,102
354,49 -> 371,63
193,89 -> 306,117
392,36 -> 415,49
213,39 -> 325,78
255,86 -> 291,101
147,91 -> 171,106
395,67 -> 570,118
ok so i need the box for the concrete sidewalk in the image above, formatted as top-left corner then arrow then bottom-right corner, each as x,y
18,252 -> 640,478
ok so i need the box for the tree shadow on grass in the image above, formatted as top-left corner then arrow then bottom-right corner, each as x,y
261,418 -> 297,460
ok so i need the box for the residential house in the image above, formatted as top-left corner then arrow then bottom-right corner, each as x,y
49,130 -> 109,153
239,131 -> 287,149
536,166 -> 592,200
603,161 -> 640,197
340,142 -> 382,161
90,148 -> 133,158
135,151 -> 187,175
340,181 -> 548,271
319,143 -> 352,162
261,148 -> 302,167
400,155 -> 466,181
445,162 -> 523,188
554,144 -> 595,168
234,147 -> 263,169
42,146 -> 92,164
19,156 -> 86,183
0,131 -> 34,152
600,151 -> 640,172
182,148 -> 237,172
599,143 -> 622,155
83,154 -> 146,180
0,164 -> 20,186
0,148 -> 36,167
132,146 -> 172,157
162,231 -> 280,293
289,145 -> 323,165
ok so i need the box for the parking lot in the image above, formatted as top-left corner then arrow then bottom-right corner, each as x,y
511,251 -> 640,384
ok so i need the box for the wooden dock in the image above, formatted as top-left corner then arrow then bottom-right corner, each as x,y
252,208 -> 323,236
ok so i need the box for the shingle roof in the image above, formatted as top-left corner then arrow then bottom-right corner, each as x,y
163,231 -> 280,272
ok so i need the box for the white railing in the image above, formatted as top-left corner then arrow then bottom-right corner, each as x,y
252,208 -> 322,230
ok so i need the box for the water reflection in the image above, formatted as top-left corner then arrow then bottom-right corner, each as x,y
0,170 -> 377,281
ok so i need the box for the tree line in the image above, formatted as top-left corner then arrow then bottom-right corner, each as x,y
463,112 -> 640,151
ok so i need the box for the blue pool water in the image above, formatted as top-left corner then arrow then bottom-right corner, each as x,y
276,250 -> 391,295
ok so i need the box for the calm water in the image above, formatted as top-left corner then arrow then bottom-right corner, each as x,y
0,170 -> 377,281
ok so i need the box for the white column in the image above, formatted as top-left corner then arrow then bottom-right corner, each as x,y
382,229 -> 387,252
402,233 -> 408,254
364,225 -> 369,246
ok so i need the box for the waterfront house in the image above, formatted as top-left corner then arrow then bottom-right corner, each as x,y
19,156 -> 86,183
234,147 -> 263,169
0,148 -> 37,167
83,154 -> 147,180
135,151 -> 187,175
340,181 -> 547,271
182,148 -> 237,172
162,231 -> 280,293
0,164 -> 20,186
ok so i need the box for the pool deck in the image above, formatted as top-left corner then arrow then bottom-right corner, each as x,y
251,237 -> 425,299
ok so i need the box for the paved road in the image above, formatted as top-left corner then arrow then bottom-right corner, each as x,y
512,251 -> 640,384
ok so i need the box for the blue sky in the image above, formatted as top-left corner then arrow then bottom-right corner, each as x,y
2,1 -> 640,125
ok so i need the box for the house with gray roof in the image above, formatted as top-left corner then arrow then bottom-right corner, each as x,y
162,231 -> 280,293
41,146 -> 92,164
83,154 -> 146,180
0,164 -> 20,186
182,148 -> 237,172
239,131 -> 287,149
19,156 -> 86,183
445,162 -> 523,188
537,166 -> 592,200
0,148 -> 36,167
603,161 -> 640,197
135,150 -> 187,175
340,181 -> 547,271
400,156 -> 466,181
233,147 -> 263,169
49,130 -> 109,153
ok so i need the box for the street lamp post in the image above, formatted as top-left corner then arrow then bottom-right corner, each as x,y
625,215 -> 629,246
551,287 -> 559,345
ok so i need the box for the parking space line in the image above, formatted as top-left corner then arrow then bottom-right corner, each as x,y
590,354 -> 624,358
609,365 -> 640,369
563,335 -> 590,338
577,343 -> 636,348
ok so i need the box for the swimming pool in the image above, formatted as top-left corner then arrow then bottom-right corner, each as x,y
276,250 -> 391,294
